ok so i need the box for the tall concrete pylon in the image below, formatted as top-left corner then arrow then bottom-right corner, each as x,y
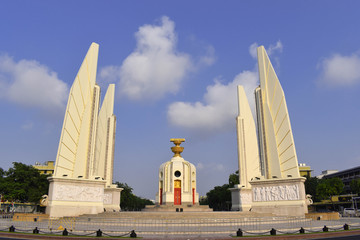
255,46 -> 300,179
47,43 -> 121,218
54,43 -> 100,179
93,84 -> 116,187
236,85 -> 261,188
230,86 -> 261,211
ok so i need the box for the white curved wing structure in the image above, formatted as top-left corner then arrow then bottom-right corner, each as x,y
93,84 -> 116,186
236,85 -> 261,188
54,43 -> 100,178
256,46 -> 300,178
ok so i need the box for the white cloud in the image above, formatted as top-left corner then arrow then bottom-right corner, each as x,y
100,16 -> 192,101
99,65 -> 119,84
167,41 -> 284,134
0,55 -> 68,115
249,43 -> 259,59
198,45 -> 216,66
196,162 -> 204,170
267,40 -> 283,56
249,40 -> 283,59
318,53 -> 360,87
167,70 -> 258,134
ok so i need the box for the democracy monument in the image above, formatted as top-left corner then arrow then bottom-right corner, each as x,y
230,46 -> 307,216
156,139 -> 199,206
46,43 -> 122,218
142,138 -> 211,212
45,43 -> 308,218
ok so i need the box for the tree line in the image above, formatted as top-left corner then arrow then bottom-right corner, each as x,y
305,176 -> 360,201
0,162 -> 154,211
199,171 -> 239,211
115,182 -> 154,211
0,162 -> 49,203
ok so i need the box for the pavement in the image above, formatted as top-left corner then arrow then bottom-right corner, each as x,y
0,230 -> 360,240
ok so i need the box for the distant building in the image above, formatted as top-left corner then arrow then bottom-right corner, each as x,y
298,163 -> 313,178
322,166 -> 360,193
33,161 -> 55,175
317,170 -> 339,179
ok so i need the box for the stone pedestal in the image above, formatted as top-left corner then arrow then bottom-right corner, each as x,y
143,204 -> 212,212
46,177 -> 106,218
249,177 -> 308,216
230,186 -> 252,211
104,185 -> 122,212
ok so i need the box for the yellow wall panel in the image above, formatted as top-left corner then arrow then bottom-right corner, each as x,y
57,155 -> 74,169
77,67 -> 90,101
67,102 -> 81,127
62,130 -> 77,151
71,83 -> 85,113
273,108 -> 287,132
63,116 -> 79,141
58,143 -> 75,163
271,93 -> 283,122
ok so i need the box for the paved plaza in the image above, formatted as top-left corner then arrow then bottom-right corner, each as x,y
0,212 -> 359,239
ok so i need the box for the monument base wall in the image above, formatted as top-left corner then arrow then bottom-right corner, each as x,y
46,177 -> 106,218
249,177 -> 308,216
143,204 -> 212,212
161,192 -> 199,205
104,186 -> 122,212
230,186 -> 252,211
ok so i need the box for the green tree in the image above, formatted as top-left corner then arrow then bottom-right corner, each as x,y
206,184 -> 231,211
350,179 -> 360,195
316,177 -> 344,200
116,182 -> 154,211
228,171 -> 239,188
0,162 -> 49,203
304,176 -> 320,201
199,196 -> 208,205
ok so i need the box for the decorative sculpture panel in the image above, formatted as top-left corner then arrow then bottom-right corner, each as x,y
103,193 -> 112,204
253,184 -> 300,202
53,184 -> 103,202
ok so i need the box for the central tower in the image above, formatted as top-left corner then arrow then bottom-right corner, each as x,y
156,139 -> 199,206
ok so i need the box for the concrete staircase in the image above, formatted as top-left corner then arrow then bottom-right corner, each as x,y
78,210 -> 274,220
142,204 -> 212,212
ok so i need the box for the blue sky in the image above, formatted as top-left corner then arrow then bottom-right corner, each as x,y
1,1 -> 360,199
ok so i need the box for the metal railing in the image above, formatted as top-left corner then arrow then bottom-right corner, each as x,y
0,215 -> 359,238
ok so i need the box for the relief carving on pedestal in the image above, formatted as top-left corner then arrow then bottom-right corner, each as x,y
53,184 -> 103,202
103,193 -> 112,204
240,192 -> 252,204
253,184 -> 299,202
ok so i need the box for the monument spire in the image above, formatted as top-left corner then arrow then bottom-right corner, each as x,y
155,138 -> 201,208
170,138 -> 185,157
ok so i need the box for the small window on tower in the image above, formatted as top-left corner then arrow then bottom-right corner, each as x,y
174,171 -> 181,177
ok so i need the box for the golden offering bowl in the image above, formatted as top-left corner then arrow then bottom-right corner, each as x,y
170,138 -> 185,157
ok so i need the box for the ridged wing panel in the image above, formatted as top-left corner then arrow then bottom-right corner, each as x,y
257,46 -> 300,178
54,43 -> 99,178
